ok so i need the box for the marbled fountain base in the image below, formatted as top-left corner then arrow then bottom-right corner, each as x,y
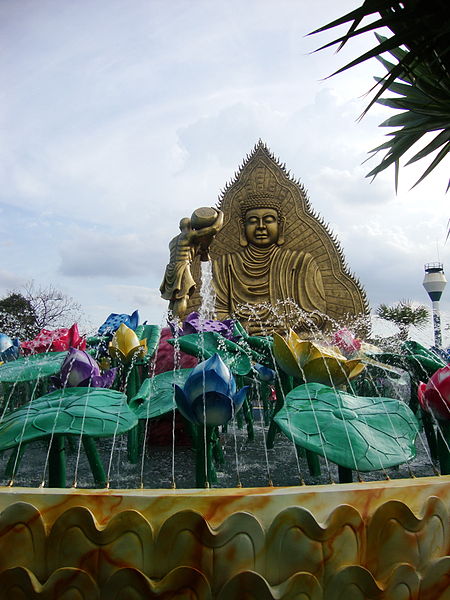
0,476 -> 450,599
0,416 -> 447,599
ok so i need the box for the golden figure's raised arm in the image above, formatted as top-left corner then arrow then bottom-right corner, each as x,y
190,208 -> 224,261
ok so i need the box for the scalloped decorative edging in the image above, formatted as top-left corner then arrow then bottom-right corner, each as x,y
0,476 -> 450,599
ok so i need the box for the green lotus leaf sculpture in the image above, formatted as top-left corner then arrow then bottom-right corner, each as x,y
168,332 -> 252,375
366,341 -> 446,382
129,368 -> 193,420
0,351 -> 68,383
0,387 -> 136,451
274,382 -> 419,472
133,324 -> 161,361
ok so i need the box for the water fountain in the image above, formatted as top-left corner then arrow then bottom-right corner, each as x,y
0,143 -> 449,599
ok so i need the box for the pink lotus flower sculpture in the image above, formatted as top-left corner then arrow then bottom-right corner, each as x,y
51,347 -> 117,389
418,366 -> 450,421
332,328 -> 362,357
21,323 -> 86,355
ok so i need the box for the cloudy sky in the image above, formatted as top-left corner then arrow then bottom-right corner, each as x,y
1,0 -> 449,342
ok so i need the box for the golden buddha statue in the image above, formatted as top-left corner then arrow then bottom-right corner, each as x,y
213,196 -> 328,333
185,142 -> 369,335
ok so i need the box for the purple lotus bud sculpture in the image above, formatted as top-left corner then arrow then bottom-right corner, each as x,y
174,353 -> 248,426
171,312 -> 240,342
52,347 -> 117,389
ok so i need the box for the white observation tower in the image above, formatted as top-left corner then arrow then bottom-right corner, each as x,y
423,262 -> 447,348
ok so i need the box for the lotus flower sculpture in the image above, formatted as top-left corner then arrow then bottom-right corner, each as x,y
51,347 -> 117,389
174,353 -> 248,427
418,366 -> 450,421
109,323 -> 147,365
98,309 -> 139,336
21,323 -> 86,355
0,333 -> 20,362
331,328 -> 362,357
418,365 -> 450,475
252,363 -> 276,384
174,311 -> 239,341
273,330 -> 365,386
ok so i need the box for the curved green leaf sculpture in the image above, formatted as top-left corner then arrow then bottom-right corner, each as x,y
0,387 -> 136,451
129,369 -> 193,420
274,383 -> 419,472
134,324 -> 161,362
368,341 -> 446,382
168,332 -> 252,375
0,352 -> 68,383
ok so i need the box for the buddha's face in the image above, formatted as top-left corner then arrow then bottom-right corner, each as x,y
244,208 -> 279,247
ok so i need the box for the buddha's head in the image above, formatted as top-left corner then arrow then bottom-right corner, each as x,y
239,195 -> 285,247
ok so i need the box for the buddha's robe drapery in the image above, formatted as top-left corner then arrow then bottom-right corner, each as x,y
212,244 -> 327,334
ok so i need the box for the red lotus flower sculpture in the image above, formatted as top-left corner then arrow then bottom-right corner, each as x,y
21,323 -> 86,355
418,365 -> 450,421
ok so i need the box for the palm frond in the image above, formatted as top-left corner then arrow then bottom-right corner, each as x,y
310,1 -> 450,189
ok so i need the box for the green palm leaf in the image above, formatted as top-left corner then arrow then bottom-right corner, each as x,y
310,2 -> 450,189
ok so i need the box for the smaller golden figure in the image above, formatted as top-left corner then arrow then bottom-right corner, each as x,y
160,207 -> 224,320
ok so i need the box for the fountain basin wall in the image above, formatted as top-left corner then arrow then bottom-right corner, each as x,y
0,477 -> 450,599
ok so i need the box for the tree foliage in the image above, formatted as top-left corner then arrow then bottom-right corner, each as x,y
0,282 -> 82,339
0,293 -> 36,339
310,0 -> 450,190
376,299 -> 430,340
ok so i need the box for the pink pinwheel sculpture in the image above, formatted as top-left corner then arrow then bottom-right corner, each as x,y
418,366 -> 450,421
51,347 -> 117,389
21,323 -> 86,355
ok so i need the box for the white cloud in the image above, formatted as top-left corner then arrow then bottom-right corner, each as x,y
58,228 -> 166,278
104,284 -> 167,325
0,269 -> 27,295
1,0 -> 448,343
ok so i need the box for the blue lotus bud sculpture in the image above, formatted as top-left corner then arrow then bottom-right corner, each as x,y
174,354 -> 248,427
252,363 -> 276,384
0,334 -> 20,362
98,309 -> 139,336
173,353 -> 248,487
